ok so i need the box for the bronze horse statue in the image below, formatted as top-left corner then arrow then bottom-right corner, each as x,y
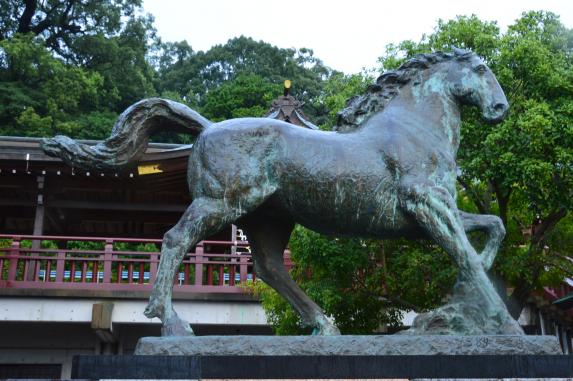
42,49 -> 523,336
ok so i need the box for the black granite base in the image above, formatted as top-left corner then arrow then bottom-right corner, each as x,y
72,355 -> 573,379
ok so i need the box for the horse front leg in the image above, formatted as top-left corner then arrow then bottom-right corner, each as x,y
399,184 -> 522,335
459,211 -> 505,271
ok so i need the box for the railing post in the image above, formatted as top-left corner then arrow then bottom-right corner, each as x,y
8,237 -> 20,281
239,255 -> 248,282
55,249 -> 65,283
149,253 -> 158,283
194,242 -> 203,286
230,236 -> 237,286
103,239 -> 113,284
28,176 -> 45,281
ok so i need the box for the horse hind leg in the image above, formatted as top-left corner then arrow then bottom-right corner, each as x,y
243,220 -> 340,336
144,197 -> 243,336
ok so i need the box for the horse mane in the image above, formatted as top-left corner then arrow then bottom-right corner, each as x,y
334,49 -> 474,132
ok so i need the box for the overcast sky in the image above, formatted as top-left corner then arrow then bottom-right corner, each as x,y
143,0 -> 573,74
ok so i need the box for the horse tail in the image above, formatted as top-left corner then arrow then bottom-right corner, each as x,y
40,98 -> 212,172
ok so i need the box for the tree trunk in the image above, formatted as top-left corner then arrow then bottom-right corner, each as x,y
457,176 -> 492,214
493,182 -> 510,226
17,0 -> 37,34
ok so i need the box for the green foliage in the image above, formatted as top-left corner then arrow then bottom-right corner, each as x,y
0,0 -> 145,60
73,111 -> 118,140
317,71 -> 373,130
72,16 -> 157,111
0,1 -> 156,139
428,16 -> 501,60
201,74 -> 282,121
155,36 -> 333,122
0,34 -> 104,137
255,226 -> 456,335
379,40 -> 430,71
0,29 -> 332,141
378,15 -> 500,70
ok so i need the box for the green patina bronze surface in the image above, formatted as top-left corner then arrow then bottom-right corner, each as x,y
42,49 -> 522,336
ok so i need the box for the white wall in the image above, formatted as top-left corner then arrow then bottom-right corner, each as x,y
0,297 -> 267,325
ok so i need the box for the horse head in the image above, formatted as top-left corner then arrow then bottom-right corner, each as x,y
448,48 -> 509,124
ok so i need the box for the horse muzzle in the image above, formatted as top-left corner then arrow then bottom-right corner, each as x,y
483,102 -> 509,124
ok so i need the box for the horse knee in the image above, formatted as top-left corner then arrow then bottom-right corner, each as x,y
491,216 -> 506,238
162,228 -> 181,249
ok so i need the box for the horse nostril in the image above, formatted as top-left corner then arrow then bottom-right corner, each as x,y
493,103 -> 507,112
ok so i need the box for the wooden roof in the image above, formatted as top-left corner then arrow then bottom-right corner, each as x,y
0,136 -> 193,238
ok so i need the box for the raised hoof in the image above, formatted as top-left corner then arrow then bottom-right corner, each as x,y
161,314 -> 194,336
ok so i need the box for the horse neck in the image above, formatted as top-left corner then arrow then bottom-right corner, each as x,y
361,75 -> 462,153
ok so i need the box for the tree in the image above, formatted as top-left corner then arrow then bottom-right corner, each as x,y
0,34 -> 104,137
155,36 -> 333,122
71,16 -> 157,111
313,71 -> 373,130
0,1 -> 157,139
0,0 -> 144,60
201,74 -> 282,121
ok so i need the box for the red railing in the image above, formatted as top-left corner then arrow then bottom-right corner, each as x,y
0,234 -> 292,293
545,283 -> 573,300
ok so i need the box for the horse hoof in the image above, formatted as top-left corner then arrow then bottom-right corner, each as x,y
161,314 -> 194,336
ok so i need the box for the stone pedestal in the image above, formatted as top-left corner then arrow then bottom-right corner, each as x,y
134,335 -> 562,356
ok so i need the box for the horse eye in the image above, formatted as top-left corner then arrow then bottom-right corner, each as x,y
474,64 -> 487,74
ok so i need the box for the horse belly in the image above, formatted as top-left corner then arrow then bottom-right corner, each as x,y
278,183 -> 420,239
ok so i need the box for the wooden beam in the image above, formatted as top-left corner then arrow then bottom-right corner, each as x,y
48,199 -> 187,212
92,302 -> 116,343
0,199 -> 35,207
32,176 -> 45,236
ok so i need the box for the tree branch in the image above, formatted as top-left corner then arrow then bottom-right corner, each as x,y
545,259 -> 573,278
29,2 -> 60,35
30,0 -> 81,37
492,181 -> 511,225
17,0 -> 38,34
457,176 -> 490,214
531,208 -> 567,246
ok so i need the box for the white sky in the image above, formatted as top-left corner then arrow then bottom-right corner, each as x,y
143,0 -> 573,74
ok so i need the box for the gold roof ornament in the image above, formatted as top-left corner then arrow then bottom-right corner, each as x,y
265,80 -> 319,129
